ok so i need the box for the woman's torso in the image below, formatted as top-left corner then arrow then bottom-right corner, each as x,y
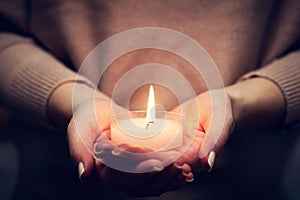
2,0 -> 299,108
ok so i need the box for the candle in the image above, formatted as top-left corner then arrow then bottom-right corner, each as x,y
110,85 -> 183,150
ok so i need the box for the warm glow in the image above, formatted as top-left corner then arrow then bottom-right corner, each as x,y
146,84 -> 155,124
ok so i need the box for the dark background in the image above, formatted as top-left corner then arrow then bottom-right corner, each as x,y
1,106 -> 300,200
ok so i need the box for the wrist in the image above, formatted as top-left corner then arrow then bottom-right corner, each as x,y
225,82 -> 245,131
225,77 -> 285,130
47,81 -> 102,129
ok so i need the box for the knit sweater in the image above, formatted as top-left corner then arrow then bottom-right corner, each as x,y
0,0 -> 299,125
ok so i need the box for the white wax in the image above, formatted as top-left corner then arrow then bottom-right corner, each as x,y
111,118 -> 183,150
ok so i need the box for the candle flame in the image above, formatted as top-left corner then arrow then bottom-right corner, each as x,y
146,84 -> 155,126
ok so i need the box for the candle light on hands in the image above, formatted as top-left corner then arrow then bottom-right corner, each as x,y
92,85 -> 194,196
110,84 -> 183,151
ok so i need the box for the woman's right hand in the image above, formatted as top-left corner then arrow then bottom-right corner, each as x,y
48,82 -> 192,196
48,81 -> 112,180
67,93 -> 112,180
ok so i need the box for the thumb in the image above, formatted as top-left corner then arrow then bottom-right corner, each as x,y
198,123 -> 219,171
67,121 -> 95,181
198,118 -> 233,172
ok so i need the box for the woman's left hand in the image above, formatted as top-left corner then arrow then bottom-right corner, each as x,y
174,77 -> 285,173
172,89 -> 235,172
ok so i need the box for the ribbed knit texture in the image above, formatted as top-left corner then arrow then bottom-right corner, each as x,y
241,51 -> 300,125
0,33 -> 94,126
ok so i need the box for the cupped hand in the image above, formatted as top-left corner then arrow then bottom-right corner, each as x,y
67,93 -> 193,197
173,89 -> 235,172
67,94 -> 112,180
94,138 -> 193,197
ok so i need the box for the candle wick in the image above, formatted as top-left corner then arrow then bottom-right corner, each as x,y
146,121 -> 154,130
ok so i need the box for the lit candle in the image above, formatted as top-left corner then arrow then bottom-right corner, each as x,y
110,85 -> 183,150
145,85 -> 155,128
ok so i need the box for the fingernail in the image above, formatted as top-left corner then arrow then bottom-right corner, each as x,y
153,165 -> 164,172
94,148 -> 103,155
94,143 -> 103,154
185,177 -> 194,183
78,162 -> 85,181
111,149 -> 122,156
181,171 -> 194,183
208,151 -> 216,172
182,171 -> 192,177
173,163 -> 183,169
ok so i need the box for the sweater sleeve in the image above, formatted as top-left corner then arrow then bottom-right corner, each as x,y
240,50 -> 300,125
0,32 -> 95,127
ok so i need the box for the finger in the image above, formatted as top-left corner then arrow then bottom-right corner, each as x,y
95,142 -> 152,159
94,140 -> 135,171
173,130 -> 205,172
95,138 -> 181,173
151,163 -> 191,189
197,90 -> 235,171
114,144 -> 180,161
94,139 -> 114,154
198,116 -> 233,171
165,166 -> 194,192
181,99 -> 202,140
94,129 -> 110,143
67,120 -> 95,181
96,149 -> 167,173
102,145 -> 179,170
136,159 -> 165,173
128,150 -> 178,173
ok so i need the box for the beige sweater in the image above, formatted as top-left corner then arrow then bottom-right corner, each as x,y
0,0 -> 299,125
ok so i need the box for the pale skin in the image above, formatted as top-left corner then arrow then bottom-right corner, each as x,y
48,75 -> 285,196
48,82 -> 194,197
172,77 -> 285,172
